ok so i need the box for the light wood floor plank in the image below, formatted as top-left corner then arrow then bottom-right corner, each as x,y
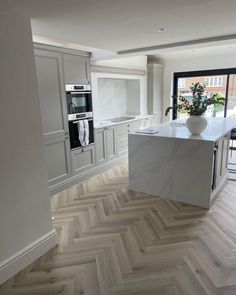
1,162 -> 236,294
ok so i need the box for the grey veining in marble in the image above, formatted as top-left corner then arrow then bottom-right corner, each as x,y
134,117 -> 236,142
97,79 -> 127,121
128,117 -> 236,208
129,135 -> 214,208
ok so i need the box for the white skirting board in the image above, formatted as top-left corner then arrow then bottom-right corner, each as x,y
0,229 -> 57,285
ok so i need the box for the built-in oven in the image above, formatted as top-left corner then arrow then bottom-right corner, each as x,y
68,113 -> 94,150
66,84 -> 92,116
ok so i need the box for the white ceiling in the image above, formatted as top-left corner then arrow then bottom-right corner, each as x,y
2,0 -> 236,57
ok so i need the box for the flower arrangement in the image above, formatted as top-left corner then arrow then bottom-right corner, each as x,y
165,82 -> 225,117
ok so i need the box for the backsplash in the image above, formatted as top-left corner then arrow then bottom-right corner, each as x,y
96,78 -> 128,120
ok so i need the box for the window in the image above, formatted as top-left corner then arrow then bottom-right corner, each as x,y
178,78 -> 185,88
205,76 -> 223,87
173,68 -> 236,119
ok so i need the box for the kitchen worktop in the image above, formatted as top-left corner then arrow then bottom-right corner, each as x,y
94,115 -> 154,129
133,117 -> 236,142
129,117 -> 236,208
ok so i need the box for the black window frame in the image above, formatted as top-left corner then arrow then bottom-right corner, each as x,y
173,68 -> 236,120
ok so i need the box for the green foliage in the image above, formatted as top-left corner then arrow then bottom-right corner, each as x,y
165,82 -> 225,117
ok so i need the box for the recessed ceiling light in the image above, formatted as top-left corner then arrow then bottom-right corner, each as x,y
157,27 -> 167,32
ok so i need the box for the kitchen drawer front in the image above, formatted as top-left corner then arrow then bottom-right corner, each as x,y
127,121 -> 140,131
116,121 -> 139,157
71,145 -> 95,176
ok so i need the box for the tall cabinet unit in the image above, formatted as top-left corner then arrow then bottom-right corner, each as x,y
34,49 -> 72,187
147,62 -> 164,124
63,54 -> 91,84
34,44 -> 91,189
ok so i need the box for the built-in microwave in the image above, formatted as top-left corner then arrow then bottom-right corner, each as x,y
66,84 -> 92,116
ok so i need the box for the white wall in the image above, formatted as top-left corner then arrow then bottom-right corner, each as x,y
163,52 -> 236,121
97,78 -> 128,120
0,11 -> 56,284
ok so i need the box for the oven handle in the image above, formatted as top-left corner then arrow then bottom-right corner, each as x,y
68,91 -> 91,94
72,119 -> 93,124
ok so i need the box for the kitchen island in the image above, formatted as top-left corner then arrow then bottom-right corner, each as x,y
128,117 -> 236,208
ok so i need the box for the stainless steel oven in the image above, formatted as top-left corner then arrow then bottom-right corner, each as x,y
68,113 -> 94,150
66,84 -> 92,117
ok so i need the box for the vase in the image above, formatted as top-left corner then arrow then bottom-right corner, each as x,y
186,116 -> 208,135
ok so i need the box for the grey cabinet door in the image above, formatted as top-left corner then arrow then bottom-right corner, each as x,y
116,124 -> 128,157
94,129 -> 107,165
71,146 -> 95,175
63,54 -> 91,84
139,118 -> 152,129
221,135 -> 230,176
106,127 -> 116,161
116,122 -> 139,157
215,139 -> 223,185
214,134 -> 230,187
44,136 -> 71,187
35,49 -> 71,186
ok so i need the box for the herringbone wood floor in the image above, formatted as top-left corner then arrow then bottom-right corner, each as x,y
1,162 -> 236,294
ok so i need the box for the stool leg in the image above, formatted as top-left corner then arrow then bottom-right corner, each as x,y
231,140 -> 233,157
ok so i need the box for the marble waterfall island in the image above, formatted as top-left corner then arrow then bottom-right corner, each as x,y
128,118 -> 236,208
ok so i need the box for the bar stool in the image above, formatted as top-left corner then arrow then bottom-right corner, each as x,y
230,128 -> 236,157
229,128 -> 236,180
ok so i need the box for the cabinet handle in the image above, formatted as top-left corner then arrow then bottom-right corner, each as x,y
65,131 -> 69,135
127,124 -> 130,127
81,148 -> 84,152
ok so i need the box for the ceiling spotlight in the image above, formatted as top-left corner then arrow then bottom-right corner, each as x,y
157,27 -> 167,32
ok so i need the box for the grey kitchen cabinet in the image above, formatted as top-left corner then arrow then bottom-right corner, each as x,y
94,128 -> 106,165
139,117 -> 153,129
213,133 -> 230,188
63,54 -> 91,84
221,135 -> 230,175
94,126 -> 116,165
34,49 -> 72,187
71,145 -> 95,176
106,127 -> 116,161
116,121 -> 139,157
44,136 -> 71,186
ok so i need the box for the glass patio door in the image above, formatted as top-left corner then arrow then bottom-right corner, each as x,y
173,68 -> 236,119
226,74 -> 236,118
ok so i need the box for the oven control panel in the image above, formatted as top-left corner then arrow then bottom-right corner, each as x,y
68,112 -> 93,121
65,84 -> 91,92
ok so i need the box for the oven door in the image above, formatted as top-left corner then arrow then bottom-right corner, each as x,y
68,118 -> 94,149
67,91 -> 92,114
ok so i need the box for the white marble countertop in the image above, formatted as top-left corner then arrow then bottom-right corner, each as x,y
94,115 -> 154,129
132,117 -> 236,142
